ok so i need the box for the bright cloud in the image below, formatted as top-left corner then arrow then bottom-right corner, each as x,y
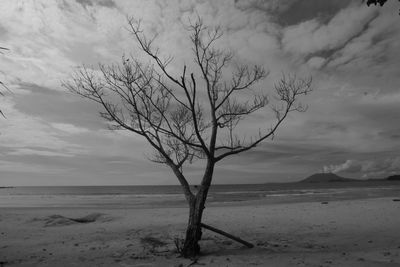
282,4 -> 378,56
323,159 -> 363,174
323,157 -> 400,178
51,123 -> 89,135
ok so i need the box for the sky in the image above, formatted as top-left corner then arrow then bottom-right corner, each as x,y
0,0 -> 399,186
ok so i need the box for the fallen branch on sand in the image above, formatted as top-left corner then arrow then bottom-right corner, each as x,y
200,223 -> 254,248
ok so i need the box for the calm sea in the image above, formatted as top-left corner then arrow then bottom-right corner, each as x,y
1,181 -> 399,208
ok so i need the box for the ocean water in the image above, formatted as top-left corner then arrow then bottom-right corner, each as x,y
1,181 -> 400,208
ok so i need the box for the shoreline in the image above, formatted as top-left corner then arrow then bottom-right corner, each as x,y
1,182 -> 399,209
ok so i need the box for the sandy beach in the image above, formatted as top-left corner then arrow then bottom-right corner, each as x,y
1,192 -> 400,267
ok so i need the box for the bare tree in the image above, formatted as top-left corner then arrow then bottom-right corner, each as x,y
64,17 -> 312,258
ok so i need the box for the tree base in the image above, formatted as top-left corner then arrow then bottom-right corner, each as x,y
181,244 -> 200,259
180,225 -> 202,258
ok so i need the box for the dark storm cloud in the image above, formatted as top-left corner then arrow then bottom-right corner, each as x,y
76,0 -> 116,8
276,0 -> 351,26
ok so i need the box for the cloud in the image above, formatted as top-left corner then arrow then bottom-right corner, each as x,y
8,148 -> 74,157
76,0 -> 116,8
326,5 -> 400,71
0,159 -> 71,174
323,157 -> 400,178
0,0 -> 126,88
275,0 -> 352,26
282,4 -> 378,57
12,83 -> 106,131
0,96 -> 86,155
0,0 -> 399,185
323,159 -> 362,174
307,56 -> 326,69
51,123 -> 89,134
235,0 -> 295,14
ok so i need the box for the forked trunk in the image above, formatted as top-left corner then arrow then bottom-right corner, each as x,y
180,162 -> 214,258
181,197 -> 205,258
181,185 -> 212,257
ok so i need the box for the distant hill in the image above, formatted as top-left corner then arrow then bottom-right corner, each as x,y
300,173 -> 357,183
387,175 -> 400,181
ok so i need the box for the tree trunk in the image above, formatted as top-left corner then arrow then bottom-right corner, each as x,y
181,196 -> 205,258
180,161 -> 214,258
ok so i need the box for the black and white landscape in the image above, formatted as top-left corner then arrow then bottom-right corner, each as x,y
0,0 -> 400,266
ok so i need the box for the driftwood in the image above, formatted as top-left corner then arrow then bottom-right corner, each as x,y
200,223 -> 254,248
